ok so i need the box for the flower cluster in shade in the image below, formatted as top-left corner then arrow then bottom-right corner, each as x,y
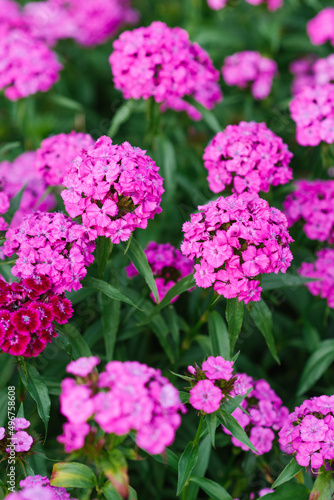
290,55 -> 334,96
126,241 -> 194,303
35,131 -> 94,186
58,356 -> 186,455
0,152 -> 56,228
0,24 -> 61,100
307,8 -> 334,47
4,211 -> 95,294
222,373 -> 289,455
283,180 -> 334,243
203,122 -> 293,195
61,136 -> 164,243
181,193 -> 293,304
187,356 -> 235,414
0,418 -> 33,454
289,83 -> 334,146
0,274 -> 72,357
22,0 -> 139,47
279,395 -> 334,469
5,475 -> 78,500
109,21 -> 222,121
222,51 -> 277,100
207,0 -> 282,10
299,249 -> 334,309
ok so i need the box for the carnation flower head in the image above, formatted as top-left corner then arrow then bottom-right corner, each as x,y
0,0 -> 23,28
6,475 -> 79,499
0,25 -> 62,100
222,51 -> 277,100
126,241 -> 194,303
203,122 -> 293,195
307,8 -> 334,47
66,356 -> 100,377
58,357 -> 186,455
279,395 -> 334,469
109,21 -> 222,120
0,276 -> 73,357
181,193 -> 293,304
290,84 -> 334,146
299,249 -> 334,308
0,152 -> 56,227
291,54 -> 334,96
283,180 -> 334,243
35,131 -> 94,186
61,136 -> 164,244
222,374 -> 289,455
4,211 -> 95,294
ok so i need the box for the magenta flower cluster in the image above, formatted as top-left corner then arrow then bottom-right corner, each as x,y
222,51 -> 277,100
290,55 -> 334,96
299,249 -> 334,309
126,241 -> 194,303
223,373 -> 289,455
307,8 -> 334,47
6,475 -> 78,500
0,25 -> 62,100
1,418 -> 33,453
181,193 -> 293,304
207,0 -> 282,11
109,21 -> 222,120
4,211 -> 95,294
0,274 -> 73,357
61,136 -> 164,244
279,395 -> 334,469
23,0 -> 138,47
289,84 -> 334,146
203,121 -> 293,195
0,152 -> 56,227
58,357 -> 186,455
36,131 -> 94,186
283,180 -> 334,243
188,356 -> 235,414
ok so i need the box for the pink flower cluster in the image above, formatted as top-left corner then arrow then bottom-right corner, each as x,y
181,193 -> 293,304
299,249 -> 334,308
0,192 -> 9,232
307,8 -> 334,47
0,152 -> 56,227
223,373 -> 289,455
289,83 -> 334,146
35,131 -> 94,186
126,241 -> 194,303
58,357 -> 186,455
188,356 -> 235,414
0,274 -> 73,357
1,418 -> 33,453
0,0 -> 22,27
203,122 -> 293,194
61,136 -> 164,243
207,0 -> 282,10
0,25 -> 62,100
283,180 -> 334,243
109,21 -> 222,120
6,475 -> 78,500
222,51 -> 277,100
279,395 -> 334,469
290,55 -> 334,96
4,211 -> 95,293
22,0 -> 138,47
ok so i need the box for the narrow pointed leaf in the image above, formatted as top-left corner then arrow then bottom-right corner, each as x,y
96,236 -> 111,279
19,364 -> 50,435
177,441 -> 199,495
3,184 -> 27,224
272,457 -> 303,488
206,413 -> 217,447
189,477 -> 233,500
83,276 -> 140,309
219,410 -> 257,453
261,273 -> 318,290
225,298 -> 244,355
297,340 -> 334,396
261,483 -> 309,499
208,311 -> 230,359
56,323 -> 92,358
249,299 -> 280,364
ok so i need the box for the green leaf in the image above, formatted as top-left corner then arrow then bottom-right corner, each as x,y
223,388 -> 253,415
102,482 -> 123,500
297,340 -> 334,396
272,457 -> 303,488
189,477 -> 233,500
261,273 -> 318,290
48,93 -> 83,111
128,486 -> 138,500
50,462 -> 97,489
100,449 -> 129,499
121,237 -> 159,302
108,100 -> 139,138
225,298 -> 244,355
176,441 -> 199,495
3,184 -> 27,224
17,403 -> 24,418
151,449 -> 179,471
208,311 -> 230,359
96,236 -> 112,279
218,410 -> 257,453
261,483 -> 309,499
19,364 -> 50,435
206,413 -> 217,447
83,276 -> 140,309
309,471 -> 334,500
249,299 -> 280,364
56,323 -> 92,358
102,295 -> 120,361
187,100 -> 221,133
0,141 -> 20,157
155,136 -> 177,199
